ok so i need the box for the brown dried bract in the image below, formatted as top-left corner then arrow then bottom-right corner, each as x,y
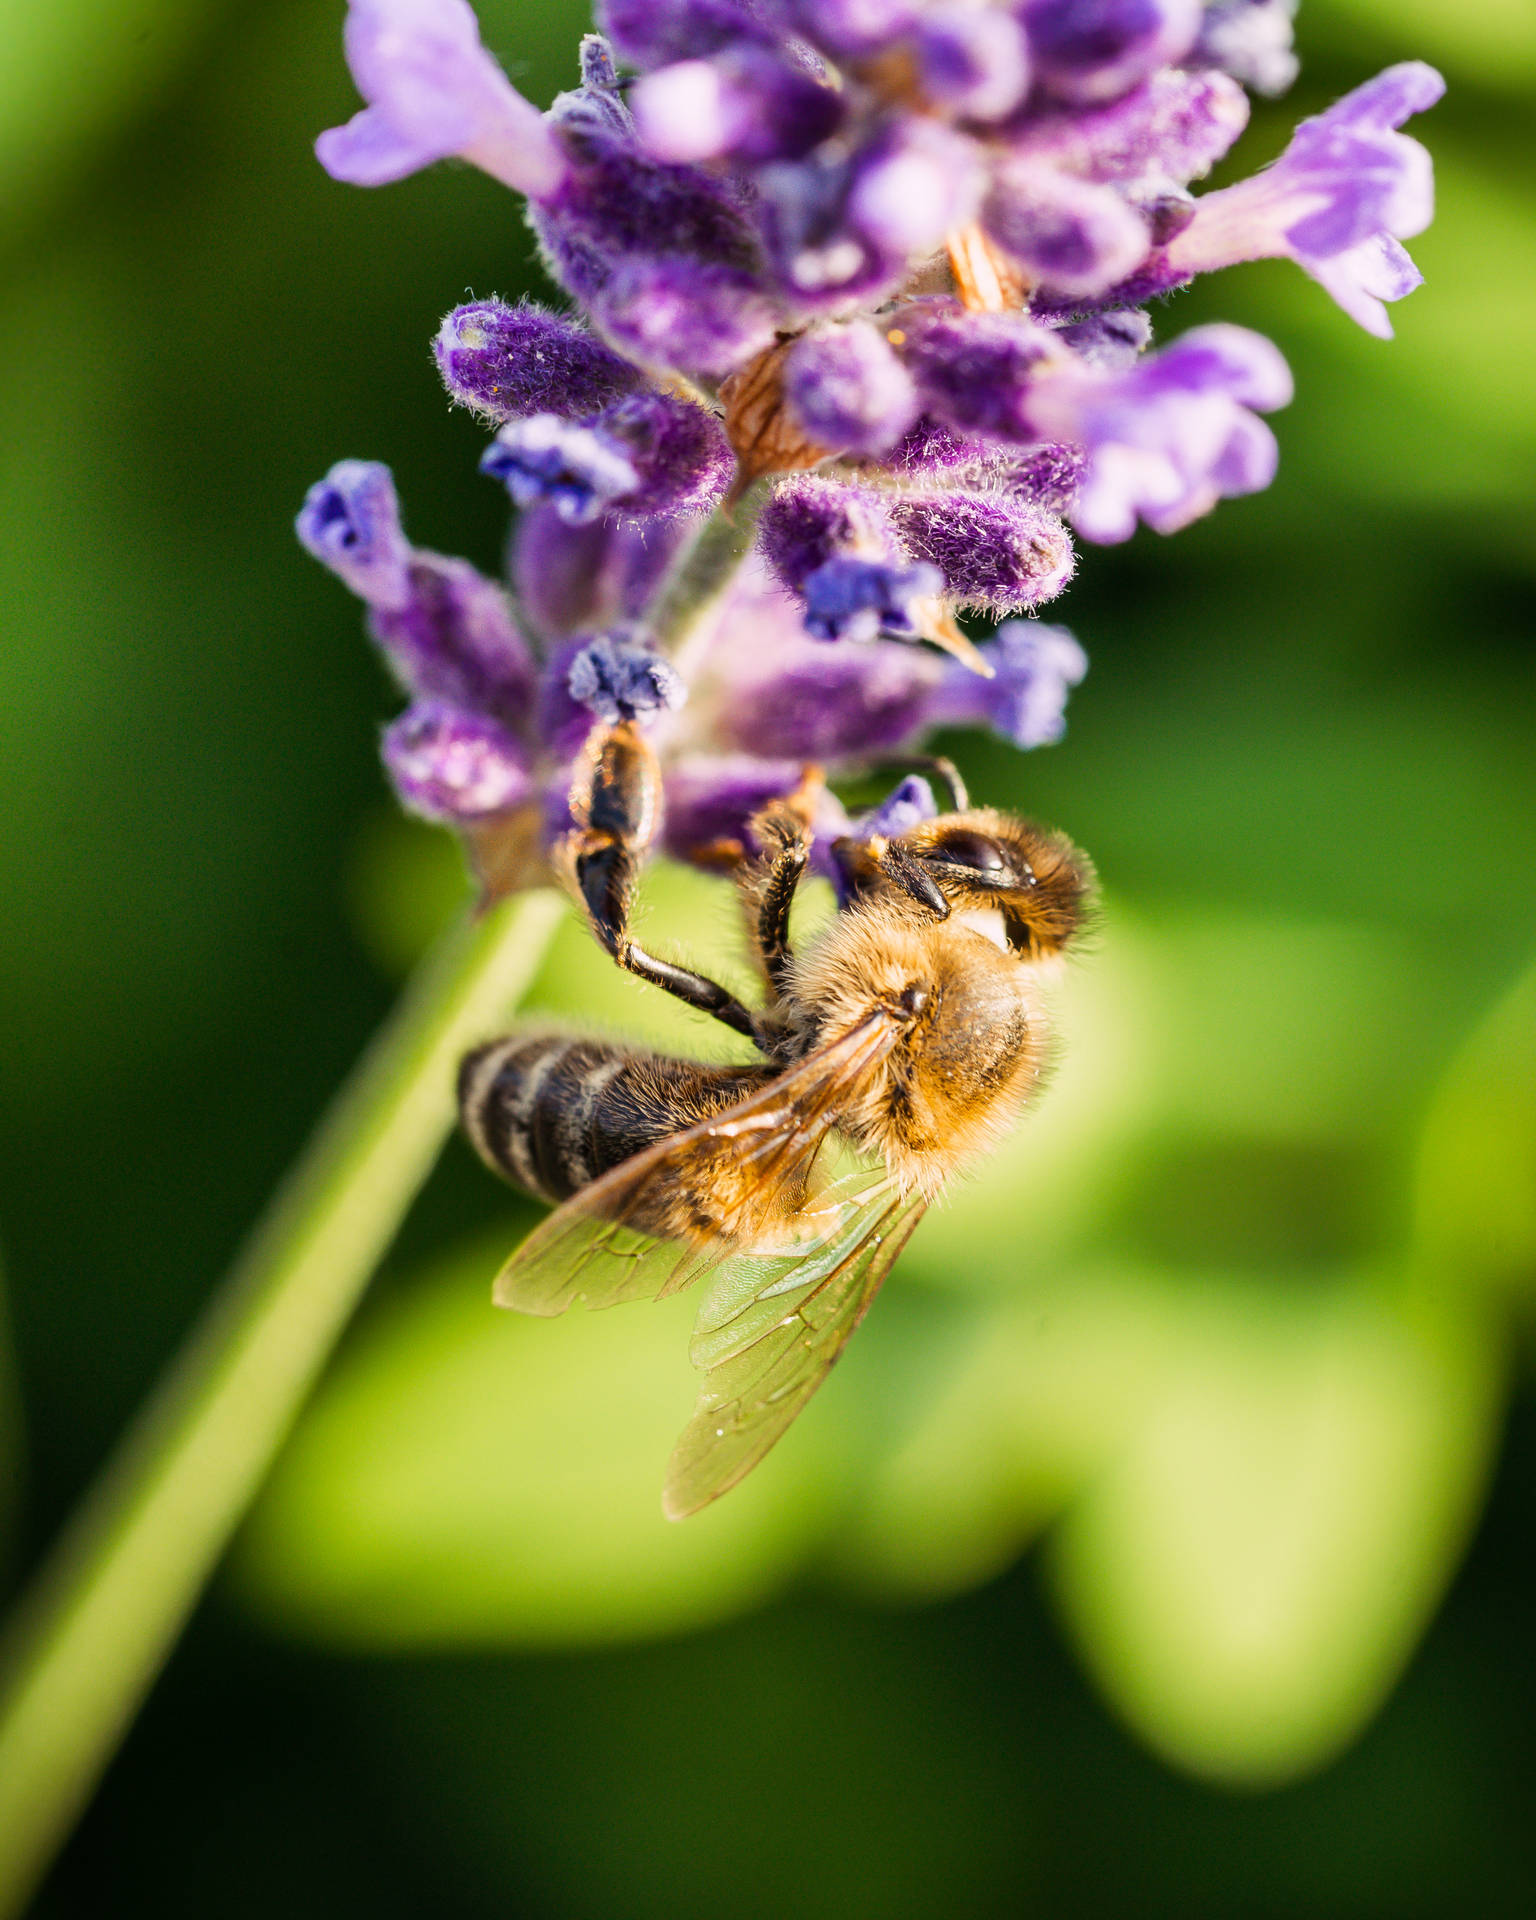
946,223 -> 1031,313
719,339 -> 833,497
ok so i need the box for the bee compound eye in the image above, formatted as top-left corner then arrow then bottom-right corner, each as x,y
932,830 -> 1007,875
896,983 -> 929,1018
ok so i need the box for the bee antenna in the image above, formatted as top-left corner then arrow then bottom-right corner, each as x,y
878,755 -> 969,814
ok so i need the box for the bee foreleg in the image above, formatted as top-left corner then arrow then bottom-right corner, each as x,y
565,719 -> 758,1040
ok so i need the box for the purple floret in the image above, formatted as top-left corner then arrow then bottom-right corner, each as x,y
801,556 -> 943,643
481,415 -> 642,524
434,301 -> 641,422
568,629 -> 687,722
382,701 -> 533,821
783,323 -> 920,457
888,491 -> 1075,614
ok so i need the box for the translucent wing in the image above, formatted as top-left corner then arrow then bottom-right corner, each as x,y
491,1011 -> 901,1317
663,1175 -> 929,1519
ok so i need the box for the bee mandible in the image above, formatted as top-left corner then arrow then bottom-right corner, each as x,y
460,714 -> 1093,1517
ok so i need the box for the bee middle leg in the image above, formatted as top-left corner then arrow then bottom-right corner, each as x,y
563,719 -> 758,1039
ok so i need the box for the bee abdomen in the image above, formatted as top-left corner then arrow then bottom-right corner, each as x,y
458,1033 -> 771,1205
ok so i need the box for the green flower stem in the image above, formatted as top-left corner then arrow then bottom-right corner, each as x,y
0,886 -> 566,1919
649,480 -> 767,667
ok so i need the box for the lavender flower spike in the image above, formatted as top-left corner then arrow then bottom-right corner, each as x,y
1029,323 -> 1293,541
1164,62 -> 1445,337
316,0 -> 566,198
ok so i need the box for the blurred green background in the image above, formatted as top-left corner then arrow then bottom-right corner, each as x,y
2,0 -> 1534,1911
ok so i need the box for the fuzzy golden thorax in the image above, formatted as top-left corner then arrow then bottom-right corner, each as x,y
788,896 -> 1053,1197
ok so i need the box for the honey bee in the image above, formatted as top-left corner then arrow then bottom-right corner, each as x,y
460,720 -> 1092,1518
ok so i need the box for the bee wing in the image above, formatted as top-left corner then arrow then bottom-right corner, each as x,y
491,1011 -> 901,1317
663,1176 -> 929,1519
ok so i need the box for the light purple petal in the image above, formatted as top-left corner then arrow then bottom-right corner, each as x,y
318,0 -> 566,196
382,702 -> 533,822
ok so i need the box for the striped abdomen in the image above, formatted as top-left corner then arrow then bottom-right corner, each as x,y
458,1032 -> 774,1209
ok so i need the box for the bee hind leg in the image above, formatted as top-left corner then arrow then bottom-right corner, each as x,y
744,770 -> 826,996
564,719 -> 758,1040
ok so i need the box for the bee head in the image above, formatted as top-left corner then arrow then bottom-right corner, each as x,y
888,807 -> 1093,960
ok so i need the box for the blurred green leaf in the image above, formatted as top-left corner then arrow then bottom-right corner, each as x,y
1048,1276 -> 1502,1785
1416,953 -> 1536,1302
0,0 -> 226,243
1317,0 -> 1536,94
234,1232 -> 849,1647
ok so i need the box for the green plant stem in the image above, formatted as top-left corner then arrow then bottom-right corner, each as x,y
0,887 -> 565,1919
649,479 -> 767,667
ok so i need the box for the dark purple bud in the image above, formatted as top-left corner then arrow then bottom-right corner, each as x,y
1004,68 -> 1248,188
434,301 -> 641,423
631,50 -> 842,165
783,323 -> 920,457
568,629 -> 687,723
801,557 -> 943,643
659,755 -> 835,865
1021,0 -> 1202,106
982,161 -> 1151,298
894,304 -> 1063,443
1000,441 -> 1088,513
758,474 -> 896,592
881,416 -> 1002,480
913,9 -> 1032,122
480,415 -> 641,525
512,508 -> 685,641
888,492 -> 1075,614
316,0 -> 566,197
755,151 -> 906,307
594,391 -> 734,519
932,621 -> 1088,748
381,701 -> 533,822
596,0 -> 777,68
296,459 -> 411,610
1194,0 -> 1298,98
533,140 -> 777,377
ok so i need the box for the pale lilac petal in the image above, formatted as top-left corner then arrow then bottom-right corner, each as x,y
318,0 -> 566,197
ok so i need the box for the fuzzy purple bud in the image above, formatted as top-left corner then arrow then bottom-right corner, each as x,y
1004,67 -> 1249,189
481,415 -> 641,524
594,391 -> 734,519
895,305 -> 1065,444
933,622 -> 1088,748
888,492 -> 1076,614
758,475 -> 898,592
857,775 -> 940,844
296,459 -> 411,610
568,630 -> 687,722
776,0 -> 925,59
434,301 -> 641,423
382,702 -> 533,821
1164,62 -> 1445,337
913,9 -> 1032,121
983,161 -> 1151,298
846,119 -> 985,260
801,557 -> 943,643
596,0 -> 776,68
631,50 -> 842,165
316,0 -> 566,197
783,323 -> 920,457
1050,308 -> 1153,367
1022,0 -> 1202,106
